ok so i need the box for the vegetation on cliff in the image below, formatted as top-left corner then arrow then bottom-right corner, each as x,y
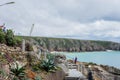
20,36 -> 120,52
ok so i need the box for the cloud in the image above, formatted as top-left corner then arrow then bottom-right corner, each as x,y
0,0 -> 120,42
50,0 -> 120,22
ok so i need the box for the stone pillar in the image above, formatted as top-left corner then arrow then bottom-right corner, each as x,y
22,39 -> 25,52
44,51 -> 47,60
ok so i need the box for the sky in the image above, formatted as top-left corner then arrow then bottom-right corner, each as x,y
0,0 -> 120,42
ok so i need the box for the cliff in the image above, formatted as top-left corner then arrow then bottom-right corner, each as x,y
21,36 -> 120,52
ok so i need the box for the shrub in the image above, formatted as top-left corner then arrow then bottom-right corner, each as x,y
0,29 -> 22,46
14,36 -> 22,46
0,29 -> 6,43
88,62 -> 97,65
5,29 -> 16,46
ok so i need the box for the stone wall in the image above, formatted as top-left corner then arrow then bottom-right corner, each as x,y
44,70 -> 65,80
0,44 -> 22,54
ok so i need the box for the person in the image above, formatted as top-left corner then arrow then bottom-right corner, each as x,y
88,65 -> 93,80
87,69 -> 93,80
74,57 -> 77,64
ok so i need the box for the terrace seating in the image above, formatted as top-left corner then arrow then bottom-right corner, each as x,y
65,69 -> 86,80
65,63 -> 86,80
54,54 -> 86,80
57,63 -> 86,80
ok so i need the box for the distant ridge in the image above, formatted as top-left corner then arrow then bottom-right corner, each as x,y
19,36 -> 120,52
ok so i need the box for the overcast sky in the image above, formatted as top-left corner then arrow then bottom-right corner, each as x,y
0,0 -> 120,42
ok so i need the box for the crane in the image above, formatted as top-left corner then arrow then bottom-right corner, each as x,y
29,24 -> 34,36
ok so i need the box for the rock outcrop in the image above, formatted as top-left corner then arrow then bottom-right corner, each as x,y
0,44 -> 22,54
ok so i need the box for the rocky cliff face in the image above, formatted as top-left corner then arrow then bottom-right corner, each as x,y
23,36 -> 120,52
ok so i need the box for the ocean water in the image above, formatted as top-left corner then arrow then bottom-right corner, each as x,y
59,51 -> 120,69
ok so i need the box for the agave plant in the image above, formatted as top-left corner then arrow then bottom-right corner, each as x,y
9,62 -> 25,80
46,54 -> 55,61
40,60 -> 54,72
40,54 -> 57,72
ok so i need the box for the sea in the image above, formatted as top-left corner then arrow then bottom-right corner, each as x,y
58,51 -> 120,69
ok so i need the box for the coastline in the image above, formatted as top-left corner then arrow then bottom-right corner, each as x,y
66,59 -> 120,79
50,50 -> 118,53
52,51 -> 120,69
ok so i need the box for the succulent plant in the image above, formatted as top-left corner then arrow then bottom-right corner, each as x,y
10,62 -> 25,80
40,54 -> 57,72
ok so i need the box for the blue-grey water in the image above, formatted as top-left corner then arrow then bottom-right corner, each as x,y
59,51 -> 120,69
